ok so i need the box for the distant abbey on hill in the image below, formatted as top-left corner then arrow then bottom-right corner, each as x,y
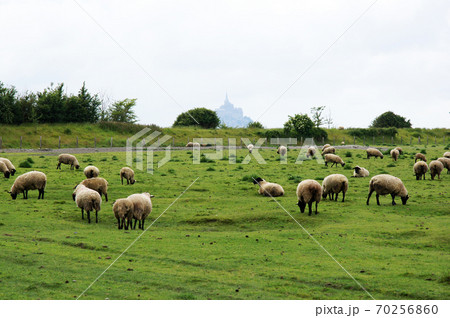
215,94 -> 253,128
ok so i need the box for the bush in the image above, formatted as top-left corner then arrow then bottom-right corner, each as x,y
26,157 -> 34,164
247,121 -> 264,129
344,151 -> 352,158
371,111 -> 411,128
173,108 -> 220,129
98,121 -> 161,134
19,160 -> 32,168
347,127 -> 398,138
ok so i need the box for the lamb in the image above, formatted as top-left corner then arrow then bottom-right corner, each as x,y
186,142 -> 200,147
444,152 -> 450,158
127,193 -> 153,230
322,144 -> 331,151
437,157 -> 450,174
413,161 -> 428,180
252,177 -> 284,197
324,154 -> 345,167
296,180 -> 322,216
76,177 -> 109,202
113,198 -> 134,230
321,146 -> 336,155
322,174 -> 349,202
84,165 -> 100,178
73,184 -> 101,223
8,171 -> 46,200
277,146 -> 287,156
120,167 -> 136,185
352,166 -> 369,178
395,147 -> 403,155
429,160 -> 444,180
0,161 -> 10,178
366,174 -> 409,206
0,158 -> 16,176
414,153 -> 426,162
57,154 -> 80,170
306,146 -> 316,158
247,144 -> 254,153
366,148 -> 384,159
390,149 -> 399,161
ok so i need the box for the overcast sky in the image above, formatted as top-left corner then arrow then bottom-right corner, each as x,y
1,0 -> 449,128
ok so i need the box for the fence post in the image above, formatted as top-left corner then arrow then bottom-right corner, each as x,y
20,136 -> 22,149
58,136 -> 61,149
373,136 -> 375,145
110,137 -> 113,147
333,136 -> 336,146
322,136 -> 325,145
382,136 -> 384,144
400,136 -> 402,145
343,137 -> 345,145
94,137 -> 97,148
40,136 -> 42,149
76,136 -> 79,148
0,136 -> 2,149
353,136 -> 356,145
418,136 -> 421,144
391,136 -> 393,145
410,137 -> 412,145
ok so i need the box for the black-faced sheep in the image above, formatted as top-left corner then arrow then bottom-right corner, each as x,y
366,148 -> 384,159
322,146 -> 336,155
277,146 -> 287,156
120,167 -> 135,185
296,180 -> 322,216
77,177 -> 109,202
113,198 -> 134,230
415,153 -> 427,163
9,171 -> 46,200
127,192 -> 153,230
437,157 -> 450,174
443,152 -> 450,158
0,161 -> 10,178
73,184 -> 101,223
0,158 -> 16,176
429,160 -> 444,180
390,149 -> 399,161
322,144 -> 331,151
253,177 -> 284,197
57,154 -> 80,170
322,174 -> 348,202
413,161 -> 428,180
366,174 -> 409,206
324,154 -> 345,167
306,147 -> 316,158
247,144 -> 254,153
84,165 -> 100,178
395,147 -> 403,155
352,166 -> 369,178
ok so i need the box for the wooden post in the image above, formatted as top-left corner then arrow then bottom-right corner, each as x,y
418,136 -> 421,144
0,137 -> 2,149
400,136 -> 403,145
353,136 -> 356,145
20,136 -> 22,149
410,137 -> 412,145
373,136 -> 375,145
363,137 -> 365,145
382,136 -> 384,144
76,136 -> 79,148
333,136 -> 336,146
40,136 -> 42,149
391,136 -> 393,145
110,137 -> 113,147
94,137 -> 97,148
322,136 -> 325,145
58,136 -> 61,149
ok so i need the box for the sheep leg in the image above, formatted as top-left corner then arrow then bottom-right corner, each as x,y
42,190 -> 44,199
121,176 -> 123,185
87,211 -> 91,223
117,217 -> 121,229
342,192 -> 345,202
391,194 -> 396,205
366,190 -> 374,205
308,202 -> 313,216
104,193 -> 108,202
376,194 -> 380,206
127,179 -> 129,185
315,201 -> 318,214
95,210 -> 98,223
57,163 -> 61,169
133,219 -> 137,230
325,162 -> 328,167
81,208 -> 84,220
38,190 -> 41,200
141,219 -> 145,229
335,193 -> 338,201
70,164 -> 74,170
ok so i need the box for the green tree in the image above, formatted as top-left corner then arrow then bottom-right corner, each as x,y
35,83 -> 66,123
0,82 -> 17,124
283,114 -> 314,137
371,111 -> 411,128
310,106 -> 326,128
109,98 -> 138,123
247,121 -> 264,129
173,107 -> 220,129
13,92 -> 38,124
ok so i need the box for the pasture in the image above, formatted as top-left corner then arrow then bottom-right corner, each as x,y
0,145 -> 449,299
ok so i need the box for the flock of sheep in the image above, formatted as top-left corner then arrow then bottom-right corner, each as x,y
249,144 -> 450,216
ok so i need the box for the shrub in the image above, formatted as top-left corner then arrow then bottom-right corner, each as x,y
19,161 -> 32,168
345,151 -> 352,158
26,157 -> 34,164
173,108 -> 220,129
247,121 -> 264,129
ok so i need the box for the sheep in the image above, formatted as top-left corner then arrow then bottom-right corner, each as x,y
341,141 -> 345,145
322,174 -> 349,202
296,180 -> 322,216
113,198 -> 134,230
247,144 -> 254,153
322,144 -> 331,151
73,184 -> 101,223
322,146 -> 336,155
306,146 -> 316,158
277,146 -> 287,156
414,153 -> 426,162
366,174 -> 409,206
366,148 -> 384,159
444,152 -> 450,158
127,192 -> 153,230
84,165 -> 100,178
120,167 -> 135,185
8,171 -> 46,200
0,158 -> 16,176
437,157 -> 450,174
352,166 -> 369,178
395,147 -> 403,155
0,161 -> 10,178
57,154 -> 80,170
77,177 -> 109,202
390,149 -> 399,161
324,154 -> 345,167
413,161 -> 428,180
252,177 -> 284,197
186,142 -> 200,147
429,160 -> 444,180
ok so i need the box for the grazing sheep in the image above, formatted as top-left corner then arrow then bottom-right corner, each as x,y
352,166 -> 369,178
413,161 -> 428,180
247,144 -> 254,153
74,184 -> 101,223
322,146 -> 336,155
277,146 -> 287,156
78,177 -> 109,202
84,165 -> 100,178
113,198 -> 134,230
443,152 -> 450,158
9,171 -> 46,200
0,161 -> 10,178
306,146 -> 316,158
127,193 -> 153,230
437,157 -> 450,174
429,160 -> 444,180
253,177 -> 284,197
324,154 -> 345,167
120,167 -> 135,185
395,147 -> 403,155
186,142 -> 200,147
0,157 -> 16,176
57,154 -> 80,170
414,153 -> 427,162
341,141 -> 345,145
322,144 -> 331,151
322,174 -> 348,202
390,149 -> 399,161
366,148 -> 384,159
296,180 -> 322,216
366,174 -> 409,206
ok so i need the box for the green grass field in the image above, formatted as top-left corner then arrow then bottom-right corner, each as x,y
0,145 -> 449,299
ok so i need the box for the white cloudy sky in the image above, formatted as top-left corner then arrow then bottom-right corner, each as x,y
1,0 -> 449,128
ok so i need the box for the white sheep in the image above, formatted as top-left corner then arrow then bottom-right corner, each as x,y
277,146 -> 287,156
57,154 -> 80,170
186,142 -> 200,147
352,166 -> 369,178
8,171 -> 47,200
322,146 -> 336,155
84,165 -> 100,178
113,198 -> 134,230
296,180 -> 322,215
0,157 -> 16,176
437,157 -> 450,174
366,174 -> 409,206
366,148 -> 384,159
413,161 -> 428,180
77,177 -> 109,201
322,174 -> 349,202
253,177 -> 284,197
247,144 -> 254,153
429,160 -> 444,180
127,193 -> 153,230
395,147 -> 403,155
414,153 -> 427,163
120,167 -> 136,185
74,184 -> 102,223
306,146 -> 316,158
443,152 -> 450,158
324,154 -> 345,167
390,149 -> 399,161
0,161 -> 10,178
322,144 -> 331,151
